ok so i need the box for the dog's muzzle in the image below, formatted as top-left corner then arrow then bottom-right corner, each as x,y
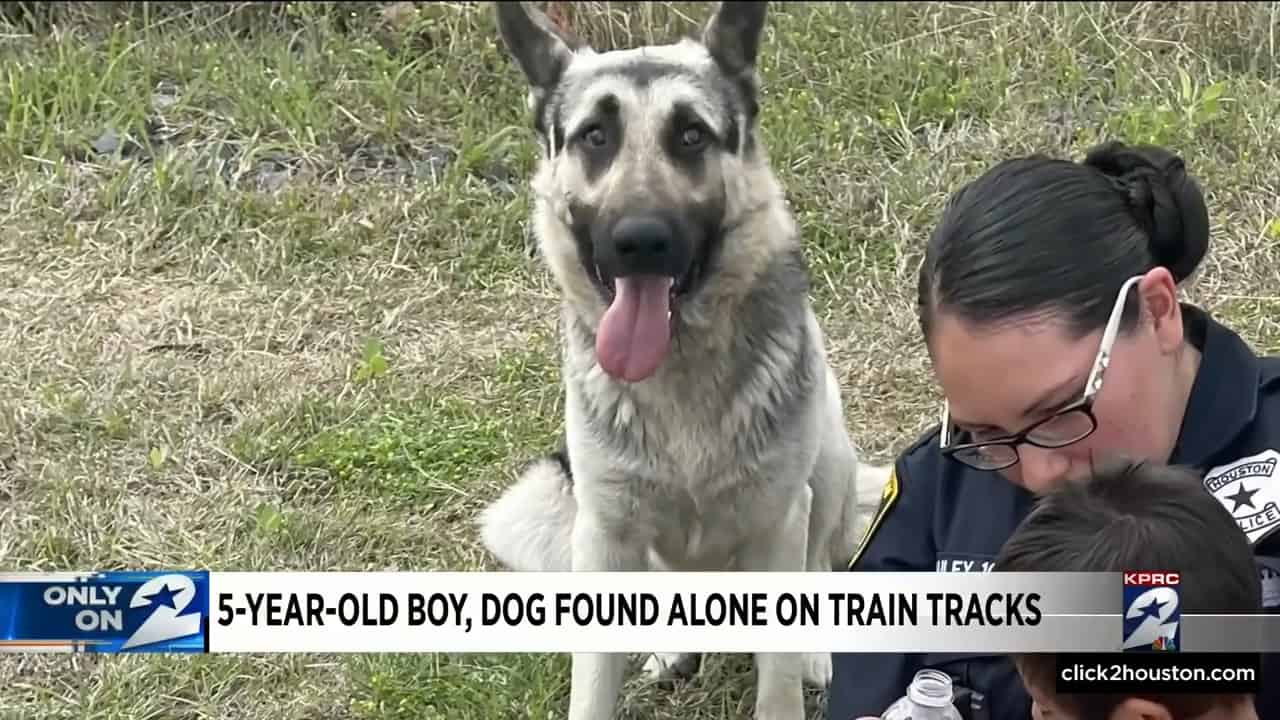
591,213 -> 696,384
597,214 -> 693,282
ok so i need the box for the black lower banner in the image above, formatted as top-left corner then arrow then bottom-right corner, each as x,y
1055,652 -> 1261,694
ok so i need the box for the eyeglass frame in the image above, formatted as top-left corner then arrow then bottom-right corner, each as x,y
938,274 -> 1146,471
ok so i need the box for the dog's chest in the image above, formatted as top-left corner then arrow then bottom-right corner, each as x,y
585,377 -> 796,506
639,466 -> 781,568
589,374 -> 746,479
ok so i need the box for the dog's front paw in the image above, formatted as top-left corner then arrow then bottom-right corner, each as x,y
802,652 -> 832,687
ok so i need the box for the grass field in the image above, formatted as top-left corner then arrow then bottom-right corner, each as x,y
2,1 -> 1279,718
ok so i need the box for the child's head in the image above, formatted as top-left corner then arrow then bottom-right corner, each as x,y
993,459 -> 1261,719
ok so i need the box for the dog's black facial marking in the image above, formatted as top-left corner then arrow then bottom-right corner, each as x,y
678,190 -> 727,301
663,102 -> 715,183
596,210 -> 693,285
552,122 -> 567,156
533,87 -> 569,156
710,72 -> 756,156
533,92 -> 551,140
572,94 -> 623,184
530,46 -> 762,159
567,200 -> 601,296
567,189 -> 726,309
722,115 -> 741,157
603,57 -> 754,155
611,59 -> 701,89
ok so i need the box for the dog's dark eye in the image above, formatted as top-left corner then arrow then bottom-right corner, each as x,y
681,126 -> 707,148
583,126 -> 607,148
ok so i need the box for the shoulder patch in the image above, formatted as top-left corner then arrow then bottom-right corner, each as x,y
1204,449 -> 1280,546
847,466 -> 899,569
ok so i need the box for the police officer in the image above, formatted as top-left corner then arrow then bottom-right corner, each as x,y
829,141 -> 1280,720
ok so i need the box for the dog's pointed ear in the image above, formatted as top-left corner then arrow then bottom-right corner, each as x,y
702,1 -> 768,75
495,2 -> 582,93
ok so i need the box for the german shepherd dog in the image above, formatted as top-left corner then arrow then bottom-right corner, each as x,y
479,2 -> 886,717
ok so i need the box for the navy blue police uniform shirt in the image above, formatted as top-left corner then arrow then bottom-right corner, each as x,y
828,304 -> 1280,720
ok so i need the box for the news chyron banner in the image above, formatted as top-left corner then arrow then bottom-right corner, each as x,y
0,571 -> 1277,654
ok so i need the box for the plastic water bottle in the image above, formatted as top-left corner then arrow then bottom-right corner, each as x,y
880,668 -> 965,719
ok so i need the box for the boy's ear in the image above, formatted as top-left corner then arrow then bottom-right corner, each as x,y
1109,698 -> 1173,720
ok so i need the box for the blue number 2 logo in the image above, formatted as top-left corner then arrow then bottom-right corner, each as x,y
1122,587 -> 1179,650
121,574 -> 202,650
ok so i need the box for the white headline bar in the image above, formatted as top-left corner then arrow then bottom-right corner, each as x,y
207,571 -> 1133,653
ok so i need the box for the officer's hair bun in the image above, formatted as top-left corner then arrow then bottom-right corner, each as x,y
1083,141 -> 1210,283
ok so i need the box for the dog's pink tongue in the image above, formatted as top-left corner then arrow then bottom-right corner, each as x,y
596,275 -> 673,382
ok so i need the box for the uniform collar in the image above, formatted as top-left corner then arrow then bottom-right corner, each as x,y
1169,304 -> 1262,467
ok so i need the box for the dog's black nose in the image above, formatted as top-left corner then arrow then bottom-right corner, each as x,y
614,216 -> 672,263
603,215 -> 689,278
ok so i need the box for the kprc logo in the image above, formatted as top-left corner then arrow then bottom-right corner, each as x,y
1122,571 -> 1181,652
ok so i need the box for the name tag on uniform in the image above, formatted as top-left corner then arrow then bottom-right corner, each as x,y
935,554 -> 995,573
1204,449 -> 1280,546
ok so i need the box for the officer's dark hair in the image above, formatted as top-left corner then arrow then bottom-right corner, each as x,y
994,459 -> 1260,717
916,141 -> 1210,344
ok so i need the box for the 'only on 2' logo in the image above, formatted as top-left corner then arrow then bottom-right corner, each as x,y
1121,571 -> 1181,652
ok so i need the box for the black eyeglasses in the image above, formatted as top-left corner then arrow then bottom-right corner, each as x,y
939,274 -> 1143,471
